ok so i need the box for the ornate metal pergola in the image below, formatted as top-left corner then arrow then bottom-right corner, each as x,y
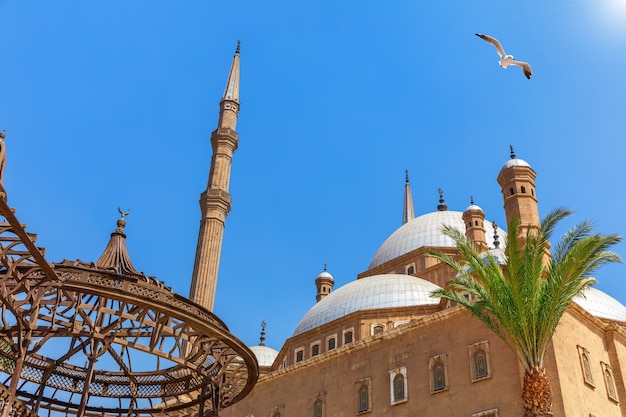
0,176 -> 258,416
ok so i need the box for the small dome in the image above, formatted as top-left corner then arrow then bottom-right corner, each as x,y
249,345 -> 279,367
464,204 -> 484,212
500,158 -> 531,172
317,271 -> 334,281
293,274 -> 441,336
369,211 -> 506,269
573,287 -> 626,323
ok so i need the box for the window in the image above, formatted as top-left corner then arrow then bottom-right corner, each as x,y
474,350 -> 487,378
469,341 -> 491,382
327,337 -> 336,351
313,399 -> 323,417
270,404 -> 285,417
433,363 -> 445,390
311,391 -> 326,417
601,362 -> 618,401
472,409 -> 499,417
311,344 -> 320,357
389,367 -> 407,405
577,346 -> 594,386
521,186 -> 526,193
429,354 -> 448,393
406,264 -> 415,275
343,328 -> 354,345
356,381 -> 370,413
295,348 -> 304,363
371,324 -> 384,336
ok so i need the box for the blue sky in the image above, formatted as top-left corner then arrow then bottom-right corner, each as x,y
1,1 -> 625,351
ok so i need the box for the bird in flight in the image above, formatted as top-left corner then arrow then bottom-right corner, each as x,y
475,34 -> 532,79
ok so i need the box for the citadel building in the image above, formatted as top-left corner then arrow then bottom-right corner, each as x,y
194,47 -> 626,417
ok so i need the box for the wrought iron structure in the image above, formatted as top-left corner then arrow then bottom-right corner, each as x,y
0,193 -> 258,416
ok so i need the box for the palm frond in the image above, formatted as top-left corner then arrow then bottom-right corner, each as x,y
430,208 -> 622,371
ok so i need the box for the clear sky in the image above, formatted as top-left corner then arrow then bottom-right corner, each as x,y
1,1 -> 625,351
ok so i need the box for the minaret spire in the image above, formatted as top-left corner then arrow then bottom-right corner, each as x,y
189,42 -> 241,311
402,170 -> 415,225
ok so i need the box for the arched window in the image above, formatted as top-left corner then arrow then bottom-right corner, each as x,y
344,331 -> 353,344
328,337 -> 336,350
509,187 -> 515,195
296,350 -> 304,363
393,373 -> 405,402
311,344 -> 320,357
474,349 -> 488,378
582,352 -> 593,383
521,186 -> 526,193
605,367 -> 617,400
313,399 -> 323,417
433,362 -> 445,391
406,265 -> 415,275
358,384 -> 369,412
373,325 -> 384,335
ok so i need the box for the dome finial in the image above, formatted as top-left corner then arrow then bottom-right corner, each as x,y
405,169 -> 410,184
492,221 -> 500,248
235,40 -> 241,55
470,196 -> 474,205
510,144 -> 516,159
260,321 -> 266,346
437,188 -> 448,211
323,263 -> 327,272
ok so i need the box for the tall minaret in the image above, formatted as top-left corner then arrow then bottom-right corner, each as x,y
189,42 -> 241,311
497,145 -> 540,236
402,170 -> 415,225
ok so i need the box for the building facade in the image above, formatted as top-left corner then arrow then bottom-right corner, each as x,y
190,49 -> 626,417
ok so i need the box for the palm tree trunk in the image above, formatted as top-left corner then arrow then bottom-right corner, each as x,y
522,365 -> 553,417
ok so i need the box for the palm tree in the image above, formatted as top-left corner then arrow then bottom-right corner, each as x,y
429,208 -> 621,417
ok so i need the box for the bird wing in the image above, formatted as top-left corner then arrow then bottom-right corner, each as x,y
511,60 -> 532,79
475,33 -> 506,59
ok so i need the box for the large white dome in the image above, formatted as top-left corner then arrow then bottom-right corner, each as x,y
573,287 -> 626,323
293,274 -> 441,336
369,211 -> 506,269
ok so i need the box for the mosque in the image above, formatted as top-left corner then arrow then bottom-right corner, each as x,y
190,46 -> 626,417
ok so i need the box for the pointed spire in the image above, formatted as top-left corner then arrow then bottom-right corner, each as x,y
402,170 -> 415,225
492,221 -> 500,248
96,208 -> 138,275
260,321 -> 267,346
437,188 -> 447,211
222,41 -> 241,104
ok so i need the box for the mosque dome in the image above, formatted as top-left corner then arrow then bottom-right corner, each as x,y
249,345 -> 279,367
369,211 -> 506,269
573,287 -> 626,323
293,274 -> 441,336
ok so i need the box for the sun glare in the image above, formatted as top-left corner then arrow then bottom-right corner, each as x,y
599,0 -> 626,33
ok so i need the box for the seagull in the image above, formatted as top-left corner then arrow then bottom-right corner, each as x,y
475,34 -> 532,79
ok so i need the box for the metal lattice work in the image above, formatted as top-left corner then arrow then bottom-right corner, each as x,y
0,197 -> 259,417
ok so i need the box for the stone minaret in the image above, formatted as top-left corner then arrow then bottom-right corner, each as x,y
497,146 -> 540,236
402,170 -> 415,225
315,265 -> 335,303
462,197 -> 487,250
189,42 -> 241,311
